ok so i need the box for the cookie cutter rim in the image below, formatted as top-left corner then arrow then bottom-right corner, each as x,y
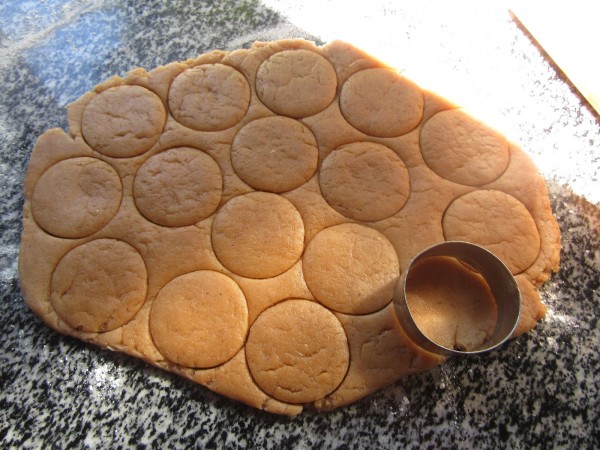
393,241 -> 521,357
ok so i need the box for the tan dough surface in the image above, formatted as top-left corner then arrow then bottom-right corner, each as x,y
404,256 -> 497,352
149,270 -> 248,368
81,85 -> 166,158
303,223 -> 400,314
245,299 -> 350,404
134,147 -> 223,227
19,39 -> 560,416
231,116 -> 319,193
319,141 -> 410,221
32,157 -> 122,238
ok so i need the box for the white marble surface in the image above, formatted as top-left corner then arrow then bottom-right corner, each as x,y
1,1 -> 598,448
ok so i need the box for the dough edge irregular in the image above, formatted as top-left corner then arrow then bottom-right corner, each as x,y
19,38 -> 561,416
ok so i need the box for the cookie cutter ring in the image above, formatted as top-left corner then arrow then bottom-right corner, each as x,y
393,241 -> 521,357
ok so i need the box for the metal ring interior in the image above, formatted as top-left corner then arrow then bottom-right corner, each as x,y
393,241 -> 521,357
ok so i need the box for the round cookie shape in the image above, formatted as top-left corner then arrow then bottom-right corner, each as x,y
245,299 -> 349,404
211,192 -> 305,279
420,108 -> 509,186
50,239 -> 147,332
32,157 -> 122,239
149,270 -> 248,368
231,116 -> 319,193
340,68 -> 424,137
442,190 -> 541,273
319,142 -> 410,222
405,256 -> 497,352
134,147 -> 223,227
255,49 -> 337,118
168,64 -> 250,132
303,223 -> 400,314
82,85 -> 166,158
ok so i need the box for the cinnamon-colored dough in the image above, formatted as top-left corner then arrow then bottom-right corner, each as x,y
245,299 -> 349,404
420,108 -> 509,186
81,85 -> 166,158
134,147 -> 223,227
303,223 -> 400,314
255,49 -> 337,118
211,191 -> 304,279
340,67 -> 424,137
149,270 -> 248,368
443,190 -> 541,273
319,141 -> 410,221
404,256 -> 497,351
19,39 -> 560,416
231,116 -> 318,193
32,157 -> 122,238
168,64 -> 250,131
50,239 -> 147,333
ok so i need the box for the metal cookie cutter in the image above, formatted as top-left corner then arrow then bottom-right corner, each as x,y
393,241 -> 521,356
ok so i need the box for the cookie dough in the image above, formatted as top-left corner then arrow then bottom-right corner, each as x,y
168,64 -> 250,131
134,147 -> 223,227
211,192 -> 304,279
231,116 -> 319,193
340,67 -> 423,137
404,256 -> 497,352
32,157 -> 122,238
81,85 -> 166,158
246,299 -> 350,404
319,141 -> 410,221
50,238 -> 147,333
149,270 -> 248,368
420,108 -> 509,186
303,223 -> 400,314
19,39 -> 561,416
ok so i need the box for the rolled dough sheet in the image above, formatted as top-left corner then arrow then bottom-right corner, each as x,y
19,39 -> 560,415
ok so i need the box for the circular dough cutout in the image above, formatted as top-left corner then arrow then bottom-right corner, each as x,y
246,299 -> 349,404
231,116 -> 319,193
303,223 -> 400,314
168,64 -> 250,131
211,192 -> 304,279
32,157 -> 122,239
319,142 -> 410,222
256,50 -> 337,118
443,190 -> 540,273
82,85 -> 166,158
420,109 -> 509,186
134,147 -> 223,227
50,239 -> 147,332
405,256 -> 497,352
340,68 -> 423,137
150,270 -> 248,368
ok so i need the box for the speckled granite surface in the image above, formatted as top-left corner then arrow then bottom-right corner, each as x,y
1,1 -> 598,448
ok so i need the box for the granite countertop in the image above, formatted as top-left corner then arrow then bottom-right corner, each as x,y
1,1 -> 598,448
